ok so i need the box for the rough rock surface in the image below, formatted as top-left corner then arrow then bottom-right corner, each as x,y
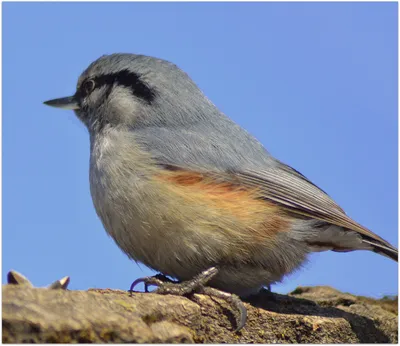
2,284 -> 398,343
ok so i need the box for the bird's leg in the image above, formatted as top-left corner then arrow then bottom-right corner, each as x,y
129,267 -> 247,331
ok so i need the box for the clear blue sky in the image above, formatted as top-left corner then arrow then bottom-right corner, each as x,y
3,2 -> 398,298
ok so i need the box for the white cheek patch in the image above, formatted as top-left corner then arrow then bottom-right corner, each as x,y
109,87 -> 139,119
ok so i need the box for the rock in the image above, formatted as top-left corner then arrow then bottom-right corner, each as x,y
2,284 -> 397,343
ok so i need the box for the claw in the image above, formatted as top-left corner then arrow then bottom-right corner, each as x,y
129,275 -> 170,293
128,267 -> 247,331
129,277 -> 148,293
201,286 -> 247,331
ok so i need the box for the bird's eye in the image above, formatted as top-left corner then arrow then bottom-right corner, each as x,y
82,79 -> 95,95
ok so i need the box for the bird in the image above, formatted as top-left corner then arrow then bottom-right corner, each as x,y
44,53 -> 397,330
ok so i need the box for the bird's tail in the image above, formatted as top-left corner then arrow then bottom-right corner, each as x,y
300,222 -> 398,262
362,238 -> 398,262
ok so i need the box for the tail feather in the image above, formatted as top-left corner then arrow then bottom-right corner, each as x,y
362,239 -> 398,262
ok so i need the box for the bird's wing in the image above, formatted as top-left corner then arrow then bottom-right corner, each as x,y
134,126 -> 397,260
213,164 -> 383,241
162,162 -> 397,260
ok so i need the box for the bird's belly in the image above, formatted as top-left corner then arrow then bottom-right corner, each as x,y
90,169 -> 309,295
89,158 -> 214,278
89,137 -> 309,295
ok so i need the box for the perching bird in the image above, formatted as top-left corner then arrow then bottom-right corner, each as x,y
44,53 -> 397,330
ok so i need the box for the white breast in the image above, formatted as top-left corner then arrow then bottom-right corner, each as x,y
88,128 -> 162,266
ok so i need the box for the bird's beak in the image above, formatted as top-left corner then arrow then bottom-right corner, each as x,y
43,95 -> 80,110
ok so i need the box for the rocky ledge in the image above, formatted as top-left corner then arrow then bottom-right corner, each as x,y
2,283 -> 398,343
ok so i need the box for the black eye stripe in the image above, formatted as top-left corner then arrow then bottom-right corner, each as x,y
79,69 -> 155,104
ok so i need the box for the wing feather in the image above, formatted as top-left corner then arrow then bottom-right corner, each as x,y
162,162 -> 396,254
215,167 -> 395,249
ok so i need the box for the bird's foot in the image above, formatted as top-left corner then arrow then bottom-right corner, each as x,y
199,286 -> 247,331
129,267 -> 247,331
129,273 -> 177,293
129,267 -> 217,294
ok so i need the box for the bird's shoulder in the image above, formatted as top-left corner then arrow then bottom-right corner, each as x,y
132,121 -> 276,172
